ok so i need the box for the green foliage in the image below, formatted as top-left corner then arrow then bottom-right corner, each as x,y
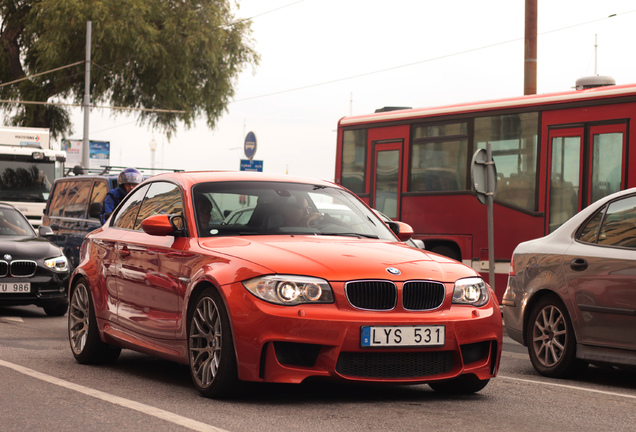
0,0 -> 259,139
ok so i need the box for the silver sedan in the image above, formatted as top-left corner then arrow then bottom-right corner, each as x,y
503,187 -> 636,378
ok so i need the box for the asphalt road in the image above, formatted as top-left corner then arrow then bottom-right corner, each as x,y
1,305 -> 635,432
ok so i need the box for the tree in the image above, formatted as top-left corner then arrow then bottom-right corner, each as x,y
0,0 -> 259,139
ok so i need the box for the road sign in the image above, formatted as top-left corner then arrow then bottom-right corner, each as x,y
470,145 -> 497,291
471,148 -> 497,205
244,131 -> 257,160
240,159 -> 263,172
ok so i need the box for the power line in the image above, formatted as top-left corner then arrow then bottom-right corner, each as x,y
231,10 -> 635,103
0,99 -> 185,113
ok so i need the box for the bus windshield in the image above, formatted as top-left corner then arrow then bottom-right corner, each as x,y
0,161 -> 54,202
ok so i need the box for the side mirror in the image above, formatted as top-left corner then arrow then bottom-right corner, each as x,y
89,202 -> 103,219
38,225 -> 54,237
386,220 -> 414,242
141,214 -> 185,237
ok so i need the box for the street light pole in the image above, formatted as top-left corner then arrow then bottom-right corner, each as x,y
81,21 -> 92,171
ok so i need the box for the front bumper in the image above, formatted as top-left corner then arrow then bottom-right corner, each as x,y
223,284 -> 503,385
0,273 -> 69,308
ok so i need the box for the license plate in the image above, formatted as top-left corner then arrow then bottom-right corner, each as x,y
0,282 -> 31,293
361,325 -> 445,347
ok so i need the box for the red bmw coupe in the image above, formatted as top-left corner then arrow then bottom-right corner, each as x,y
68,171 -> 502,397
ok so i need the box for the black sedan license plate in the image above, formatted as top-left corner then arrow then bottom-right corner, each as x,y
361,325 -> 445,347
0,282 -> 31,293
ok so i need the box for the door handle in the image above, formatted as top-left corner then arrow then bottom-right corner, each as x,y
570,258 -> 588,272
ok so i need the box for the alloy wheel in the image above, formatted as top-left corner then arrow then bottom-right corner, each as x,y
69,282 -> 90,355
189,296 -> 223,388
531,304 -> 567,368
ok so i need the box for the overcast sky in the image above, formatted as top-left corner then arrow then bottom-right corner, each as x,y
63,0 -> 636,181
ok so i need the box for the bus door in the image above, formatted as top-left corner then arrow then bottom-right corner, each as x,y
371,140 -> 403,219
547,123 -> 627,233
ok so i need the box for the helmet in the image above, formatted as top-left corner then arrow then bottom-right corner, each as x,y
117,167 -> 143,186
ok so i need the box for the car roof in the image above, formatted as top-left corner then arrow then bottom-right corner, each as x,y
141,171 -> 338,189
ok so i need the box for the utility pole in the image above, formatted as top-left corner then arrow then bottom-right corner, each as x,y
81,21 -> 92,171
524,0 -> 537,95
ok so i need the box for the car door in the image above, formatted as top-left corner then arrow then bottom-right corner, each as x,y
562,194 -> 636,350
111,181 -> 188,339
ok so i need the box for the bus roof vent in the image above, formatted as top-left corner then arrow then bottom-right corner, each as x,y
575,75 -> 615,90
374,106 -> 412,113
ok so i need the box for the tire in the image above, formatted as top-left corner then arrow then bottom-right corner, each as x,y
43,302 -> 68,317
527,295 -> 587,378
188,288 -> 238,398
429,375 -> 490,394
68,278 -> 121,364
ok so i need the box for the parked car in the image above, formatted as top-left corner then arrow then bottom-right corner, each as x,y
42,169 -> 160,270
68,171 -> 502,398
42,173 -> 119,271
0,203 -> 69,316
503,187 -> 636,378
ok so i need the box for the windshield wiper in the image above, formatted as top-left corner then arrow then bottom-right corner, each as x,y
317,232 -> 379,239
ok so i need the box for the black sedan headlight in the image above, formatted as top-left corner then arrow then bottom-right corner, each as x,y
243,275 -> 334,305
452,277 -> 489,306
44,255 -> 69,273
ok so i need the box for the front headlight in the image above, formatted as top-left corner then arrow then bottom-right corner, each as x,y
243,275 -> 334,306
452,277 -> 489,307
44,255 -> 69,272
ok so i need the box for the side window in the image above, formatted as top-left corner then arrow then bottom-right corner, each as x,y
475,112 -> 539,211
577,207 -> 605,244
134,182 -> 184,230
410,122 -> 468,192
111,185 -> 150,230
91,181 -> 108,204
47,181 -> 70,217
63,180 -> 92,219
341,129 -> 367,194
597,196 -> 636,248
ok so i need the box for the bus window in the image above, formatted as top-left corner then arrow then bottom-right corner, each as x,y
341,129 -> 367,194
549,134 -> 581,232
591,131 -> 623,204
374,147 -> 400,218
410,122 -> 468,192
475,112 -> 538,211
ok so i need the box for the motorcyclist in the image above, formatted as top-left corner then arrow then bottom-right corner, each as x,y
100,167 -> 143,224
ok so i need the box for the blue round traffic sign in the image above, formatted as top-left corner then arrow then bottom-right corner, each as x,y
244,131 -> 257,160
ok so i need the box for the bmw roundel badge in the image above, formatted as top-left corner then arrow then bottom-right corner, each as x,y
386,267 -> 401,275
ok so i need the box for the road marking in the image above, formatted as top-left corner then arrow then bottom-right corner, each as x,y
498,375 -> 636,400
0,359 -> 229,432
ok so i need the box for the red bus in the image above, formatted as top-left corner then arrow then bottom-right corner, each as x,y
335,83 -> 636,302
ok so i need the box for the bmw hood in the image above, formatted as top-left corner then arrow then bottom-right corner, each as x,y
198,235 -> 478,282
0,236 -> 64,261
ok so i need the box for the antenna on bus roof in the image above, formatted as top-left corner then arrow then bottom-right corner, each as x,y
575,34 -> 615,91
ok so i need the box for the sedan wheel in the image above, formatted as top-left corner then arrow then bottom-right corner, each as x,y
527,295 -> 586,378
68,279 -> 120,364
189,288 -> 237,398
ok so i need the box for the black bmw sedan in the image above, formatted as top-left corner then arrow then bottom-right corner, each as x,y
0,203 -> 69,316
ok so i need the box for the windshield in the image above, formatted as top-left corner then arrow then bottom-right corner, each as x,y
0,161 -> 54,202
192,181 -> 397,241
0,207 -> 36,236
